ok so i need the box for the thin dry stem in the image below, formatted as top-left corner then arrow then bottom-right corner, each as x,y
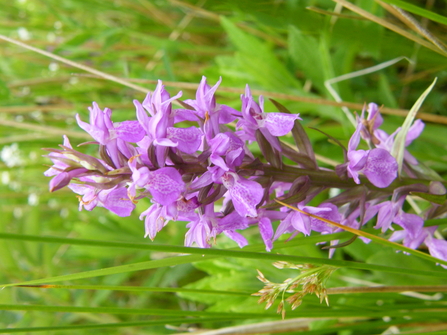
0,34 -> 150,94
76,74 -> 447,125
377,1 -> 447,54
0,119 -> 91,140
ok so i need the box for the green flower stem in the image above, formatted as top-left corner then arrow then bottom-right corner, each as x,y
262,164 -> 444,192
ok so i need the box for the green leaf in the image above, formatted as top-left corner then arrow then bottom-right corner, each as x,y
54,32 -> 93,52
288,26 -> 326,93
392,78 -> 437,175
101,28 -> 124,50
220,16 -> 301,91
411,191 -> 446,205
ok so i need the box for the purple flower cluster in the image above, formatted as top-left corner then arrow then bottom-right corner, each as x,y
44,77 -> 447,266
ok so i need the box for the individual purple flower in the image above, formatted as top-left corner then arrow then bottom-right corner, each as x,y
216,211 -> 249,248
237,85 -> 301,151
44,136 -> 89,191
185,216 -> 213,248
425,235 -> 447,269
140,197 -> 199,241
247,208 -> 287,251
68,183 -> 135,217
182,76 -> 241,140
115,120 -> 146,143
375,119 -> 425,165
76,102 -> 145,169
48,168 -> 89,192
274,203 -> 340,241
358,103 -> 425,166
128,156 -> 185,206
390,212 -> 424,248
76,102 -> 115,145
166,126 -> 203,154
357,103 -> 383,145
347,113 -> 398,188
44,135 -> 74,177
140,204 -> 166,240
388,219 -> 429,250
221,172 -> 263,217
208,132 -> 245,171
184,204 -> 217,248
44,135 -> 124,192
376,199 -> 398,233
375,182 -> 432,235
134,80 -> 183,167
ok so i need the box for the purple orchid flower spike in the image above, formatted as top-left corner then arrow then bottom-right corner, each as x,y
347,111 -> 398,188
237,85 -> 301,152
45,77 -> 441,265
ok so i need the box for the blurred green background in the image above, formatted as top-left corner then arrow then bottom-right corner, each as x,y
1,0 -> 447,334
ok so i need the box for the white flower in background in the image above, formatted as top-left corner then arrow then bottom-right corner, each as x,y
1,143 -> 24,167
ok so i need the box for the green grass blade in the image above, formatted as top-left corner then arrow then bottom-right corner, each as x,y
379,0 -> 447,26
15,284 -> 251,296
0,304 -> 270,318
2,233 -> 447,289
0,317 -> 236,334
